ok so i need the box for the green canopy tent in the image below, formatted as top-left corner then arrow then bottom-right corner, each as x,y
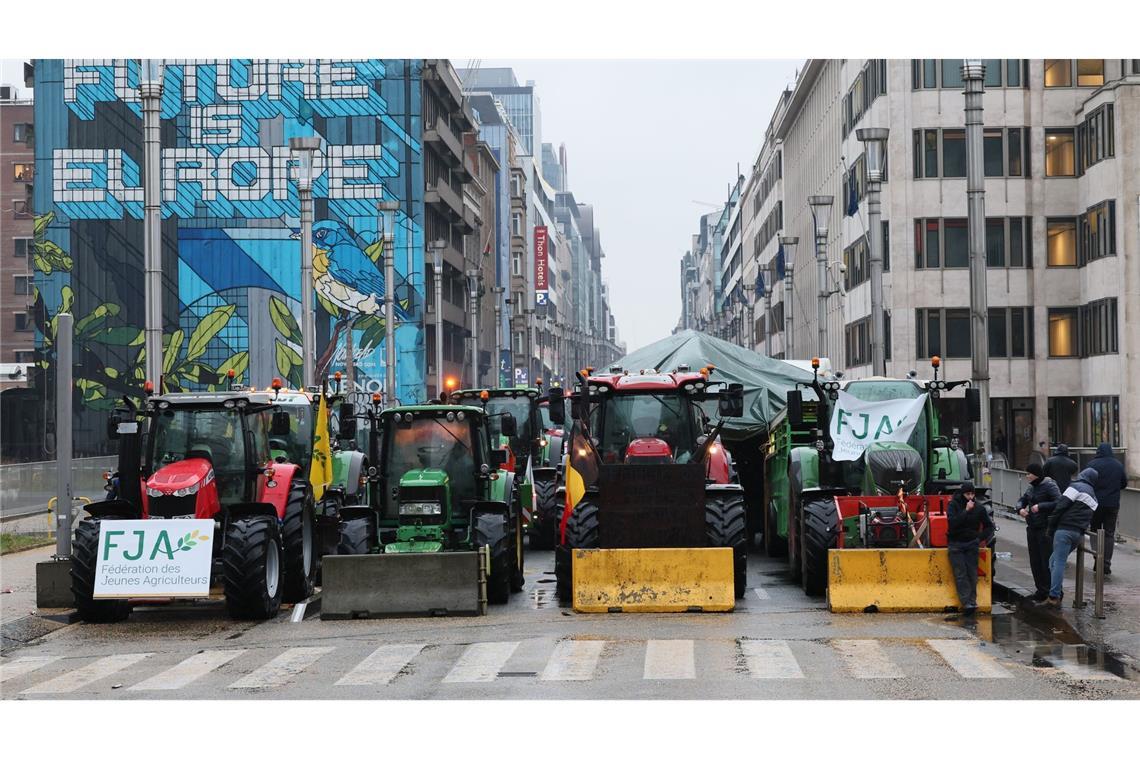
616,330 -> 813,443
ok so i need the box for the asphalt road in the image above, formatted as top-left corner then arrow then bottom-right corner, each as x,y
2,547 -> 1137,700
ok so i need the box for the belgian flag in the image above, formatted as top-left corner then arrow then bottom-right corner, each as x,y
559,419 -> 599,544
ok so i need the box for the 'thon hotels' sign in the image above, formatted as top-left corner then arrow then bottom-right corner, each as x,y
534,225 -> 549,298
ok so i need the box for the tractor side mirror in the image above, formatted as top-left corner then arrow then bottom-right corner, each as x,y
965,388 -> 981,423
786,389 -> 803,427
337,402 -> 356,440
270,411 -> 292,437
107,412 -> 121,441
490,448 -> 509,468
718,383 -> 744,418
547,387 -> 566,425
500,414 -> 518,437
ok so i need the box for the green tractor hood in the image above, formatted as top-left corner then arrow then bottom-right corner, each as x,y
385,468 -> 452,553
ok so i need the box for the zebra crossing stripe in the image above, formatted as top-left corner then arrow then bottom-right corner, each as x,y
740,639 -> 804,679
927,639 -> 1012,679
752,587 -> 770,601
22,653 -> 153,694
0,656 -> 61,684
643,639 -> 695,680
832,639 -> 904,679
229,647 -> 335,689
336,644 -> 425,687
129,649 -> 245,691
540,640 -> 605,681
443,642 -> 521,683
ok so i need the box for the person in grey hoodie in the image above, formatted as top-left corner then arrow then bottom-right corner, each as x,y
1041,467 -> 1099,608
1088,442 -> 1127,575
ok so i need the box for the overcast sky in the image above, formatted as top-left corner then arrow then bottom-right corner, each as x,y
484,59 -> 802,353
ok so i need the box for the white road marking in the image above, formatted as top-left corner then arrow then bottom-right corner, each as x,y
752,587 -> 770,600
129,649 -> 245,691
643,639 -> 695,680
539,640 -> 605,681
229,647 -> 334,689
740,639 -> 804,679
832,639 -> 904,679
443,641 -> 521,683
336,644 -> 425,687
1043,646 -> 1121,682
22,653 -> 152,694
927,639 -> 1012,679
0,656 -> 61,684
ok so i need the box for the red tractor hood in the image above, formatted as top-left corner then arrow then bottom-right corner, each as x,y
624,438 -> 673,463
147,458 -> 214,494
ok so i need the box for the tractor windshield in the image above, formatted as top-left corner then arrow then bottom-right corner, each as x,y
486,396 -> 533,454
270,402 -> 313,468
150,407 -> 248,502
842,380 -> 930,486
385,416 -> 477,506
597,392 -> 696,464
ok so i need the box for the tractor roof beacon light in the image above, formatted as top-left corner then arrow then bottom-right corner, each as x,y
143,380 -> 154,396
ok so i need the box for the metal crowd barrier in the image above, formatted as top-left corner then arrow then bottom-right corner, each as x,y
1073,528 -> 1106,620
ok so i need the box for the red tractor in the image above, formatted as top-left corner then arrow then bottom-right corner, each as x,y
72,388 -> 318,622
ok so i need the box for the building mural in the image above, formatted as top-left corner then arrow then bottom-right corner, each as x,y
33,59 -> 426,451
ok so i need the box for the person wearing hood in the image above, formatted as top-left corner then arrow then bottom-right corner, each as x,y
1016,462 -> 1062,600
946,481 -> 996,617
1042,467 -> 1099,608
1043,443 -> 1079,492
1088,442 -> 1127,575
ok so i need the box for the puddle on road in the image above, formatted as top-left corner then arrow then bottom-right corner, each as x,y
531,587 -> 558,609
981,611 -> 1137,681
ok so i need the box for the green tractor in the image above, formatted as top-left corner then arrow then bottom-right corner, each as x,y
320,401 -> 525,617
764,357 -> 980,596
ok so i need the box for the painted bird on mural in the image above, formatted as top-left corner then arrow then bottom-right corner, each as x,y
293,219 -> 390,317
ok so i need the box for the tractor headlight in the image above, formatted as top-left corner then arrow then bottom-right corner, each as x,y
173,482 -> 202,498
399,501 -> 442,516
146,487 -> 164,497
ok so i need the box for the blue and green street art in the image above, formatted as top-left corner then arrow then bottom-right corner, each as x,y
33,59 -> 426,432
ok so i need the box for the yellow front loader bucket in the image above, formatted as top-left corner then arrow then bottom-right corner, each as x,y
827,548 -> 991,613
571,547 -> 735,613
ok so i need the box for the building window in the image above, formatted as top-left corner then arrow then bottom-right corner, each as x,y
1047,219 -> 1078,267
1085,396 -> 1120,447
14,312 -> 31,331
988,307 -> 1033,358
912,60 -> 1026,90
915,128 -> 1026,179
1077,104 -> 1114,173
1080,297 -> 1118,356
511,212 -> 522,237
941,129 -> 966,177
1076,59 -> 1105,87
843,236 -> 869,290
513,331 -> 524,355
845,317 -> 872,368
13,350 -> 35,364
1044,129 -> 1075,177
1078,200 -> 1116,265
916,308 -> 970,359
14,275 -> 32,295
1044,59 -> 1072,87
13,163 -> 33,182
1048,308 -> 1078,357
14,238 -> 31,258
14,123 -> 33,144
511,251 -> 522,276
941,59 -> 964,88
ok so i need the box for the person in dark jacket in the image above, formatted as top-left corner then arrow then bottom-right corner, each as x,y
1088,442 -> 1127,575
1043,444 -> 1079,493
1016,462 -> 1062,600
1041,467 -> 1099,608
946,481 -> 996,617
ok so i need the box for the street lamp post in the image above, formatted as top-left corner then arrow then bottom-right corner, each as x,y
537,314 -> 547,385
523,308 -> 535,385
857,127 -> 890,377
466,268 -> 480,386
963,60 -> 991,458
140,59 -> 164,392
492,286 -> 504,388
290,136 -> 322,389
428,239 -> 446,398
780,236 -> 798,358
808,195 -> 834,359
378,200 -> 401,402
762,270 -> 773,358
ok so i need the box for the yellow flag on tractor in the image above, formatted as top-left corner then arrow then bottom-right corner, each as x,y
310,392 -> 333,501
560,420 -> 599,543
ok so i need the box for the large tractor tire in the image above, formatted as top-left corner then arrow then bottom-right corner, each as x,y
554,500 -> 598,601
529,477 -> 559,549
223,518 -> 284,620
801,497 -> 839,597
764,499 -> 788,558
71,518 -> 132,623
336,516 -> 377,555
281,479 -> 316,603
473,511 -> 512,605
705,492 -> 749,599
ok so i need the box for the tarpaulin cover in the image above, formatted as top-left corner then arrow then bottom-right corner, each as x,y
616,330 -> 813,442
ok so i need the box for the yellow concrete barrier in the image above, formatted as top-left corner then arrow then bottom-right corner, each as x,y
572,547 -> 735,613
827,548 -> 992,613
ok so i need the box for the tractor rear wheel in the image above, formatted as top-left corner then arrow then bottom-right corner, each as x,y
705,492 -> 748,599
764,499 -> 788,558
554,500 -> 598,601
529,477 -> 558,549
71,517 -> 132,623
336,516 -> 377,555
801,497 -> 839,597
223,518 -> 283,620
473,511 -> 512,604
281,479 -> 316,603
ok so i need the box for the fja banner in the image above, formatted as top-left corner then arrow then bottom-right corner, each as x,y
829,390 -> 928,462
94,520 -> 215,598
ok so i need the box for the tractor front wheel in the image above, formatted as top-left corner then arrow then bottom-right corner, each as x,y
529,477 -> 558,549
336,516 -> 377,555
473,511 -> 512,604
705,492 -> 748,599
281,480 -> 316,603
801,497 -> 839,597
71,518 -> 132,623
554,500 -> 598,602
223,518 -> 284,620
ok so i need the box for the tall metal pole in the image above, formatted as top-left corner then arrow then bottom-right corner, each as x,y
467,268 -> 479,386
430,240 -> 445,397
537,316 -> 546,385
809,196 -> 834,359
140,61 -> 164,392
54,314 -> 73,558
291,137 -> 321,389
765,289 -> 773,358
380,201 -> 401,403
781,236 -> 798,359
963,60 -> 991,458
524,308 -> 535,384
857,127 -> 889,377
492,286 -> 504,388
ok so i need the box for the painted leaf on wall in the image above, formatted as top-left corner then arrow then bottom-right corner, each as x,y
185,304 -> 235,362
87,327 -> 146,346
275,339 -> 303,389
215,351 -> 250,383
75,303 -> 122,337
268,296 -> 302,345
163,329 -> 185,375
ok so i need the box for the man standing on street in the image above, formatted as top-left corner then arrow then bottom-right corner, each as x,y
1043,443 -> 1079,493
1041,467 -> 1099,608
1088,442 -> 1127,576
946,481 -> 996,618
1017,462 -> 1061,601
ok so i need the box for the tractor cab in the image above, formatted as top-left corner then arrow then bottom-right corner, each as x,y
451,387 -> 541,476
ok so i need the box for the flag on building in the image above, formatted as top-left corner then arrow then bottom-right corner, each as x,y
559,419 -> 599,544
310,392 -> 333,501
845,169 -> 859,218
776,244 -> 786,279
755,269 -> 766,298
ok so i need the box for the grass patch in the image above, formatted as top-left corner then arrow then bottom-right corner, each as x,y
0,533 -> 56,555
